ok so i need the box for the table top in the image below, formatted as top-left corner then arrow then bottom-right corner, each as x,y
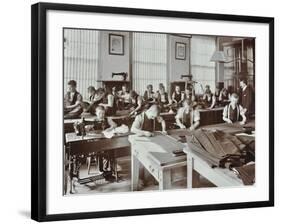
64,107 -> 225,124
183,146 -> 244,186
65,132 -> 130,143
129,133 -> 186,166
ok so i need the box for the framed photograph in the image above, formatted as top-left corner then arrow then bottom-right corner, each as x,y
109,34 -> 124,55
175,42 -> 186,60
31,2 -> 274,222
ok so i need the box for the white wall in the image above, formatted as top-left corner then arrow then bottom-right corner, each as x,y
1,1 -> 280,224
99,31 -> 130,81
168,35 -> 190,82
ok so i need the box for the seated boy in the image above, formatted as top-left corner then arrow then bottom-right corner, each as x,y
83,86 -> 96,114
175,99 -> 200,131
86,106 -> 117,178
223,93 -> 246,125
64,80 -> 83,119
131,104 -> 167,136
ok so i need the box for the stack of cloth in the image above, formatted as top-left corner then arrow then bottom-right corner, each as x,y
189,129 -> 247,168
187,128 -> 255,185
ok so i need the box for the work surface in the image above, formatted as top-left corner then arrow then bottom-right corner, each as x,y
129,133 -> 186,166
64,107 -> 225,132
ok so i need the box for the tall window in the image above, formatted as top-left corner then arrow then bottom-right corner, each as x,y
132,33 -> 167,95
191,35 -> 216,93
64,29 -> 99,98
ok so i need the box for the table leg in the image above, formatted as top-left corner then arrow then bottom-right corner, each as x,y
159,169 -> 171,190
131,154 -> 140,191
187,155 -> 200,188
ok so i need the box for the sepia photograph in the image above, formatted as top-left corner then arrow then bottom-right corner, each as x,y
63,28 -> 256,195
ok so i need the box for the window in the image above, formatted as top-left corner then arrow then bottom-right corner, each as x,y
190,35 -> 216,93
132,33 -> 168,95
63,29 -> 99,99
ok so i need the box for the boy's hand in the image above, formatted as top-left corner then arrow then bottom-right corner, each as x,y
143,131 -> 153,137
239,121 -> 246,125
226,119 -> 233,124
179,124 -> 186,129
189,125 -> 195,131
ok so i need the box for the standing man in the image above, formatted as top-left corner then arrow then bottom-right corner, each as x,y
239,79 -> 254,117
64,80 -> 83,119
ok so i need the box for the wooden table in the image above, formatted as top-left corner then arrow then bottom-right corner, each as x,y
182,123 -> 255,188
184,145 -> 243,188
129,133 -> 186,191
65,132 -> 131,192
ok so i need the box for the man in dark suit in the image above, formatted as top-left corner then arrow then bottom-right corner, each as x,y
239,79 -> 254,117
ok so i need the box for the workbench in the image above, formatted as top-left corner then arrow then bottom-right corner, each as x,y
64,131 -> 131,193
182,122 -> 255,188
129,133 -> 186,191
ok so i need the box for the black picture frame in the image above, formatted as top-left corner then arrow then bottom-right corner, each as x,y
109,34 -> 125,55
31,2 -> 274,222
175,42 -> 186,60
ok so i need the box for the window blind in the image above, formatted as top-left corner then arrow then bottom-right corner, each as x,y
132,33 -> 168,95
191,35 -> 216,94
63,29 -> 99,99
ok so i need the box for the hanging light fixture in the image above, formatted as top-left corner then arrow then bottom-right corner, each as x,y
210,50 -> 227,62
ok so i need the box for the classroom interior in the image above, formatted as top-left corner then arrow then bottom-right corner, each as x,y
63,29 -> 255,195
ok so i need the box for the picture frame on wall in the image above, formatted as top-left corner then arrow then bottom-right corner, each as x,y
31,2 -> 274,222
175,42 -> 186,60
109,34 -> 124,55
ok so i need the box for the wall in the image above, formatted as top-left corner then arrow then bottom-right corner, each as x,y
2,1 -> 279,224
99,31 -> 130,82
168,35 -> 190,82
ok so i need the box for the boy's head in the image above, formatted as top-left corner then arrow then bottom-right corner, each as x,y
147,84 -> 153,92
95,106 -> 106,120
182,98 -> 192,108
67,80 -> 77,92
122,85 -> 128,92
87,86 -> 95,95
129,90 -> 137,98
175,85 -> 180,92
185,88 -> 192,95
230,93 -> 239,104
146,104 -> 160,119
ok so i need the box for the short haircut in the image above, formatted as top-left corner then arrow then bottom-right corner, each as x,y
231,93 -> 239,99
240,78 -> 248,85
68,80 -> 77,87
183,98 -> 192,106
130,90 -> 138,97
87,86 -> 95,92
95,105 -> 105,112
147,84 -> 153,89
205,85 -> 210,89
149,104 -> 161,115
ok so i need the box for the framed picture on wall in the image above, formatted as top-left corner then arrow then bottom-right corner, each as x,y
31,2 -> 274,222
109,34 -> 124,55
175,42 -> 186,60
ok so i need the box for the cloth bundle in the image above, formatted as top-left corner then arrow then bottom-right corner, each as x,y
188,129 -> 249,168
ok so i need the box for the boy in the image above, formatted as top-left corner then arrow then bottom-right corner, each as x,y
202,85 -> 216,109
64,80 -> 83,119
223,93 -> 246,125
143,84 -> 156,104
86,106 -> 117,177
171,85 -> 184,106
175,99 -> 200,131
131,104 -> 167,136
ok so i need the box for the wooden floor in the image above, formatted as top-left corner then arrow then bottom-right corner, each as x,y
65,156 -> 215,195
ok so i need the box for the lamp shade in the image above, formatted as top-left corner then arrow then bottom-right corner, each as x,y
210,50 -> 227,62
